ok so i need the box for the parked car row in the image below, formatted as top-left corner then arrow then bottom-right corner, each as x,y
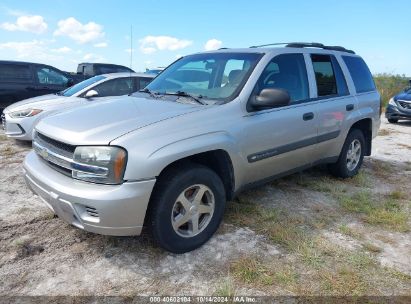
17,43 -> 383,253
0,60 -> 136,111
2,73 -> 154,140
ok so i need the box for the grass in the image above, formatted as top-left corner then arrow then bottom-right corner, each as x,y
230,257 -> 272,285
0,145 -> 15,156
378,129 -> 392,136
398,143 -> 411,150
338,224 -> 363,239
214,277 -> 236,297
363,243 -> 382,253
225,170 -> 411,295
388,190 -> 407,200
339,191 -> 409,232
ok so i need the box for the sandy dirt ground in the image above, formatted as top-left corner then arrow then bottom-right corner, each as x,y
0,119 -> 410,296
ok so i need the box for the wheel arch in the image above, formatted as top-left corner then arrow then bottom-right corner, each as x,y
349,118 -> 373,156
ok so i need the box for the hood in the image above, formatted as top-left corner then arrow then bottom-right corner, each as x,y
4,94 -> 66,113
395,92 -> 411,101
35,95 -> 204,145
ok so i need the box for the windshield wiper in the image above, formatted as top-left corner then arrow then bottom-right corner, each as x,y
164,91 -> 207,105
138,88 -> 159,98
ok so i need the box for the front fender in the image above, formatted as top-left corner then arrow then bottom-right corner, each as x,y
121,131 -> 247,187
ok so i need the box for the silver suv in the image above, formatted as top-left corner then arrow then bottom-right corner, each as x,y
23,43 -> 381,253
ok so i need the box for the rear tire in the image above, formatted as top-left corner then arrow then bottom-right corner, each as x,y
328,129 -> 365,178
388,118 -> 398,123
148,163 -> 226,253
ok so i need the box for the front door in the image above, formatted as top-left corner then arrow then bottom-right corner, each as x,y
241,53 -> 318,184
33,66 -> 69,96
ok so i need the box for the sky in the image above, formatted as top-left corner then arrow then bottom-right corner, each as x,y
0,0 -> 409,75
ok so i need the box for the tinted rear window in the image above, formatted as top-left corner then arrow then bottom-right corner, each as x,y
311,54 -> 338,96
0,64 -> 32,82
342,56 -> 375,93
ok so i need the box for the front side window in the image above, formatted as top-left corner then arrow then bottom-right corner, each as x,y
253,53 -> 309,104
61,75 -> 106,97
92,77 -> 133,97
146,52 -> 263,102
36,67 -> 68,86
342,56 -> 375,93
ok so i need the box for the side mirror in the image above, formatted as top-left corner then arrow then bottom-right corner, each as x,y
85,90 -> 98,99
249,88 -> 290,111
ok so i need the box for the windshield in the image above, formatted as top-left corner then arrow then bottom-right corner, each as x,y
60,75 -> 106,97
146,52 -> 263,102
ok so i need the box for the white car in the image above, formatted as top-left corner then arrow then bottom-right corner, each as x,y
2,72 -> 155,141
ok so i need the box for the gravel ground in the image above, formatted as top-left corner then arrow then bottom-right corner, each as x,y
0,119 -> 410,296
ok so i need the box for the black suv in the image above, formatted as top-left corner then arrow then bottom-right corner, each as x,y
385,80 -> 411,123
0,60 -> 74,111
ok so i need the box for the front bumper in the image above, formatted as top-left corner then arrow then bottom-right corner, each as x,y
2,112 -> 34,141
24,151 -> 156,236
385,104 -> 411,120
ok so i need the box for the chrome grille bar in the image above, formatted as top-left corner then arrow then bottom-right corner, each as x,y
33,138 -> 108,176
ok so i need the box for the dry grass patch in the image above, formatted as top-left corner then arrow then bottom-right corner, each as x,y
398,143 -> 411,150
213,277 -> 236,297
0,145 -> 16,156
339,191 -> 409,232
230,256 -> 272,285
338,224 -> 364,240
377,129 -> 396,136
367,159 -> 396,179
362,243 -> 382,253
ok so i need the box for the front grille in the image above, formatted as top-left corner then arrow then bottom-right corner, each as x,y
1,113 -> 5,130
85,206 -> 99,218
33,131 -> 76,175
35,132 -> 75,157
398,101 -> 411,110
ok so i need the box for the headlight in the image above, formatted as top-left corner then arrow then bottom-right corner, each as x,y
388,98 -> 397,106
10,108 -> 43,118
72,146 -> 127,184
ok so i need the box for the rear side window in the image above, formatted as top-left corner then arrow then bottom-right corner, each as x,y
256,53 -> 309,103
92,77 -> 133,97
311,54 -> 337,97
342,56 -> 375,93
0,64 -> 31,82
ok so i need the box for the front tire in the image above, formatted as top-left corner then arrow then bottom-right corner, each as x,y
328,129 -> 365,178
148,163 -> 226,253
387,118 -> 398,123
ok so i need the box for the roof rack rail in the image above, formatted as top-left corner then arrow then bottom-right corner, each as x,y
250,42 -> 355,54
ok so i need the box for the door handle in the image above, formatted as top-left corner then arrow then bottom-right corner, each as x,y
303,112 -> 314,121
346,104 -> 354,111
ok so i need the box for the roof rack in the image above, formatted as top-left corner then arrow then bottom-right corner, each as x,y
249,42 -> 355,54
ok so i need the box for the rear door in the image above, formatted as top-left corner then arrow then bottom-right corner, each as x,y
33,65 -> 69,96
241,53 -> 319,184
0,63 -> 34,108
307,53 -> 355,161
